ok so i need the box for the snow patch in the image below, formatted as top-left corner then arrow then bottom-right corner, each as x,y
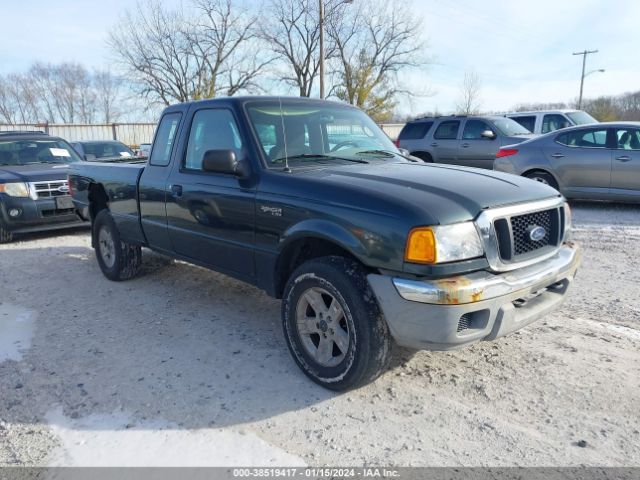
45,407 -> 306,467
0,304 -> 36,363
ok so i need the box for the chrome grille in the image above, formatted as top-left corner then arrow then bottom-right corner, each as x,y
29,180 -> 69,199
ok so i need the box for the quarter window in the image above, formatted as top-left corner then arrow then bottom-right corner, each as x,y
184,109 -> 243,171
555,129 -> 608,148
462,120 -> 492,140
149,112 -> 182,167
399,122 -> 433,140
433,121 -> 460,140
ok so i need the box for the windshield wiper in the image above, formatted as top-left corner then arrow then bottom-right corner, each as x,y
272,154 -> 369,166
356,149 -> 419,162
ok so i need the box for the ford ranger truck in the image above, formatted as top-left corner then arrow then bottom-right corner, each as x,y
0,131 -> 89,243
68,97 -> 581,391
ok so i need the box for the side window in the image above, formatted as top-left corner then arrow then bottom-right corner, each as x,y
184,109 -> 244,171
433,121 -> 460,140
149,112 -> 182,167
542,114 -> 570,134
462,120 -> 491,140
399,122 -> 433,140
615,129 -> 640,150
511,116 -> 536,132
556,129 -> 608,148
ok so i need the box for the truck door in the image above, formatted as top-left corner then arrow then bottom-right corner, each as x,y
139,111 -> 183,253
165,107 -> 256,278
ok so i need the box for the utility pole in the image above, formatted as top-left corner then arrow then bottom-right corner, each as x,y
573,49 -> 598,109
319,0 -> 325,99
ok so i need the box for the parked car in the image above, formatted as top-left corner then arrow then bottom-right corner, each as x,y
69,97 -> 581,390
397,114 -> 535,168
71,140 -> 136,161
0,131 -> 88,243
136,143 -> 152,158
504,110 -> 598,135
494,122 -> 640,202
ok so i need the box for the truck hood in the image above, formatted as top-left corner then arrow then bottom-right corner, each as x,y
0,163 -> 72,183
306,161 -> 560,225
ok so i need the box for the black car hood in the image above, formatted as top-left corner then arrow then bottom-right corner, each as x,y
304,161 -> 560,225
0,163 -> 73,183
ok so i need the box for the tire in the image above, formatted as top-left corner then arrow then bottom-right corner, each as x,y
412,152 -> 433,163
282,255 -> 391,391
525,171 -> 559,190
0,222 -> 13,244
93,210 -> 142,281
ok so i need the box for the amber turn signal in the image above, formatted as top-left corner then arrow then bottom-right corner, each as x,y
405,227 -> 437,264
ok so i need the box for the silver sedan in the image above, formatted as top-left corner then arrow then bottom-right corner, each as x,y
494,122 -> 640,202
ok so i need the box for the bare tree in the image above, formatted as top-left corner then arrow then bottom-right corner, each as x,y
0,74 -> 41,124
188,0 -> 271,98
93,70 -> 124,123
108,1 -> 197,105
260,0 -> 324,97
456,70 -> 482,115
327,0 -> 426,121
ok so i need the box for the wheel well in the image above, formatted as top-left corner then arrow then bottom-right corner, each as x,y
410,151 -> 433,162
274,237 -> 361,299
88,183 -> 109,221
522,168 -> 558,183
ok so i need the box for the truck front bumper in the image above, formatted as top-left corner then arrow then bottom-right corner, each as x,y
367,243 -> 581,350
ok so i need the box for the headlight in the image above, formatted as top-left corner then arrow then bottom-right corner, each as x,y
0,182 -> 29,198
405,222 -> 484,264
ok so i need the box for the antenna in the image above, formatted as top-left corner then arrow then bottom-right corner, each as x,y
278,97 -> 291,173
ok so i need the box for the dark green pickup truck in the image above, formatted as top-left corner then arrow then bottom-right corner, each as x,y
69,97 -> 581,390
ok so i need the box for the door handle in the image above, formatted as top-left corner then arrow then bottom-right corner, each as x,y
430,142 -> 439,147
616,155 -> 632,162
551,153 -> 565,159
461,143 -> 470,148
170,184 -> 183,197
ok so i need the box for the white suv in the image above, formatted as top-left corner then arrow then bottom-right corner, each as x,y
504,110 -> 598,135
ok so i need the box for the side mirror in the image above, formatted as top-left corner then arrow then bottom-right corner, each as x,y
84,154 -> 96,161
481,130 -> 497,140
399,148 -> 410,156
202,149 -> 248,177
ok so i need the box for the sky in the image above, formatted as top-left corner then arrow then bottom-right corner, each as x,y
1,0 -> 638,119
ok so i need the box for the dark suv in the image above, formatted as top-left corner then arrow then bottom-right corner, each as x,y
397,115 -> 536,169
0,131 -> 88,243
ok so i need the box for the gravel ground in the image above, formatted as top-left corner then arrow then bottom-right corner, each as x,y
0,200 -> 639,467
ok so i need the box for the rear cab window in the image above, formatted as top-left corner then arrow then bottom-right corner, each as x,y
510,116 -> 536,132
433,121 -> 460,140
399,122 -> 433,140
149,112 -> 182,167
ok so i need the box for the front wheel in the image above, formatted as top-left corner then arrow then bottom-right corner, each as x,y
282,256 -> 391,391
93,210 -> 142,281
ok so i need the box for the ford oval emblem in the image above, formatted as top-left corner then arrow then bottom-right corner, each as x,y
58,185 -> 70,193
529,225 -> 546,242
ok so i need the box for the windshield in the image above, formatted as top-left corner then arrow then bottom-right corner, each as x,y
490,117 -> 532,136
246,101 -> 399,167
566,111 -> 598,125
0,139 -> 82,166
81,141 -> 135,159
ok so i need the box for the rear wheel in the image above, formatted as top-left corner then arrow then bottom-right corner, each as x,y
525,171 -> 559,190
282,256 -> 391,391
93,210 -> 141,281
